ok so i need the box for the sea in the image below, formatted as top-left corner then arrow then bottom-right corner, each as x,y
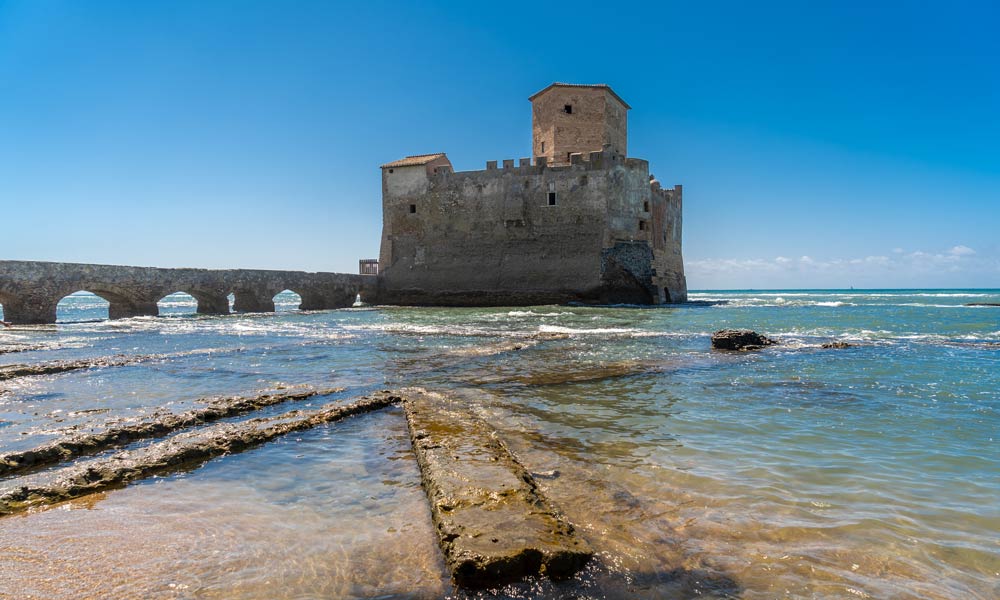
0,289 -> 997,599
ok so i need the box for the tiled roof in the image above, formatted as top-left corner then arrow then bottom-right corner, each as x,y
528,82 -> 631,109
380,153 -> 448,169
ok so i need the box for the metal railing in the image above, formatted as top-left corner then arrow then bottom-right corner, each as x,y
359,259 -> 378,275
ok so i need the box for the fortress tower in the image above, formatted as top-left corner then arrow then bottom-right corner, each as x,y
375,83 -> 686,306
530,83 -> 629,166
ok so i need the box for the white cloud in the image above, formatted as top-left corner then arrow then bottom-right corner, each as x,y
948,245 -> 976,256
687,245 -> 997,289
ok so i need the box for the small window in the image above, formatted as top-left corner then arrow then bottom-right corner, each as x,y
643,201 -> 649,212
564,104 -> 573,114
548,192 -> 557,206
639,220 -> 647,231
388,168 -> 394,173
566,152 -> 572,163
541,141 -> 545,153
409,204 -> 416,214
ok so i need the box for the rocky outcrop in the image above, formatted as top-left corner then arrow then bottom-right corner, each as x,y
0,387 -> 344,477
966,303 -> 1000,307
711,329 -> 778,351
0,343 -> 46,355
821,341 -> 853,349
0,392 -> 401,516
400,388 -> 592,588
0,354 -> 149,381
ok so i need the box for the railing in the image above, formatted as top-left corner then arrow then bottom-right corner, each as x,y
359,259 -> 379,275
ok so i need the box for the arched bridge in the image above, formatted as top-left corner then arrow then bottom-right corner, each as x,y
0,260 -> 378,324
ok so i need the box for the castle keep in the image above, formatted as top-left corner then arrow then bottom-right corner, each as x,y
377,83 -> 686,305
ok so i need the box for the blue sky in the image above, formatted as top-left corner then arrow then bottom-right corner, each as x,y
1,0 -> 997,289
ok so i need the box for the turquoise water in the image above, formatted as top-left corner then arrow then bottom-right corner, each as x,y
0,290 -> 998,598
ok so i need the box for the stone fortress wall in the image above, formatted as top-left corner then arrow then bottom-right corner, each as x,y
377,83 -> 687,306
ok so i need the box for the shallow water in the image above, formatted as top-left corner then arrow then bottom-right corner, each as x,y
1,290 -> 998,598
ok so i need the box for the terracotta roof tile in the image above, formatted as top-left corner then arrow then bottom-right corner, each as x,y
380,153 -> 448,169
528,82 -> 631,109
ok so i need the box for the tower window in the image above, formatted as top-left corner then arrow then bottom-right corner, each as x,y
409,204 -> 416,214
541,141 -> 545,153
643,201 -> 649,212
548,192 -> 557,206
564,104 -> 573,114
639,220 -> 647,231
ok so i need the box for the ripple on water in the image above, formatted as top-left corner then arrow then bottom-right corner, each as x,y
0,292 -> 998,598
0,407 -> 450,599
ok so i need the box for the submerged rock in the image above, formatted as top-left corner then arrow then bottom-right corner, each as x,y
0,392 -> 401,516
400,388 -> 592,588
966,302 -> 1000,307
0,386 -> 344,477
0,352 -> 177,382
711,329 -> 778,351
0,343 -> 46,356
821,341 -> 853,349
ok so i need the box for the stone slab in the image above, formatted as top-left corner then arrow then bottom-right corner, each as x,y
400,388 -> 592,588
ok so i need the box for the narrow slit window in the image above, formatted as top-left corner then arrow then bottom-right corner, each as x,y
639,220 -> 646,231
541,141 -> 545,153
548,192 -> 557,206
643,201 -> 649,212
564,104 -> 573,114
409,204 -> 416,214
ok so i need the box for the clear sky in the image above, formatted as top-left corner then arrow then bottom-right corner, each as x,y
1,0 -> 998,289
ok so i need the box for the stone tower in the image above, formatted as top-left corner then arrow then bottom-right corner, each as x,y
529,83 -> 630,166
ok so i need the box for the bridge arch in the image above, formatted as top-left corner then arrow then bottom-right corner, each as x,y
55,290 -> 112,322
0,289 -> 12,322
156,291 -> 199,316
272,289 -> 304,312
157,289 -> 229,316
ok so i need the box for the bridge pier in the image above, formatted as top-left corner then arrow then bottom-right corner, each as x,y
2,296 -> 58,325
232,289 -> 275,313
190,291 -> 230,316
299,291 -> 331,311
108,300 -> 159,320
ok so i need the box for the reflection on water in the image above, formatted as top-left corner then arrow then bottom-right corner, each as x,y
1,289 -> 999,598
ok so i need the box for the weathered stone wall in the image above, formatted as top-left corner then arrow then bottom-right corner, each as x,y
531,86 -> 628,166
377,148 -> 686,306
0,261 -> 377,324
652,183 -> 687,302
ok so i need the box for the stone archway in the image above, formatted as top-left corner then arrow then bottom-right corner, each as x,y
272,289 -> 303,312
156,292 -> 199,316
55,290 -> 111,322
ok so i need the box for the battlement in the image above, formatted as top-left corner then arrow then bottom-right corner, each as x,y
424,147 -> 638,183
377,82 -> 686,306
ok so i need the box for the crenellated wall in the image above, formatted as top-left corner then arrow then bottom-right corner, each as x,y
377,147 -> 686,306
0,261 -> 377,324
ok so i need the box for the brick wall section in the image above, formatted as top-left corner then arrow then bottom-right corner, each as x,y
531,86 -> 628,166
